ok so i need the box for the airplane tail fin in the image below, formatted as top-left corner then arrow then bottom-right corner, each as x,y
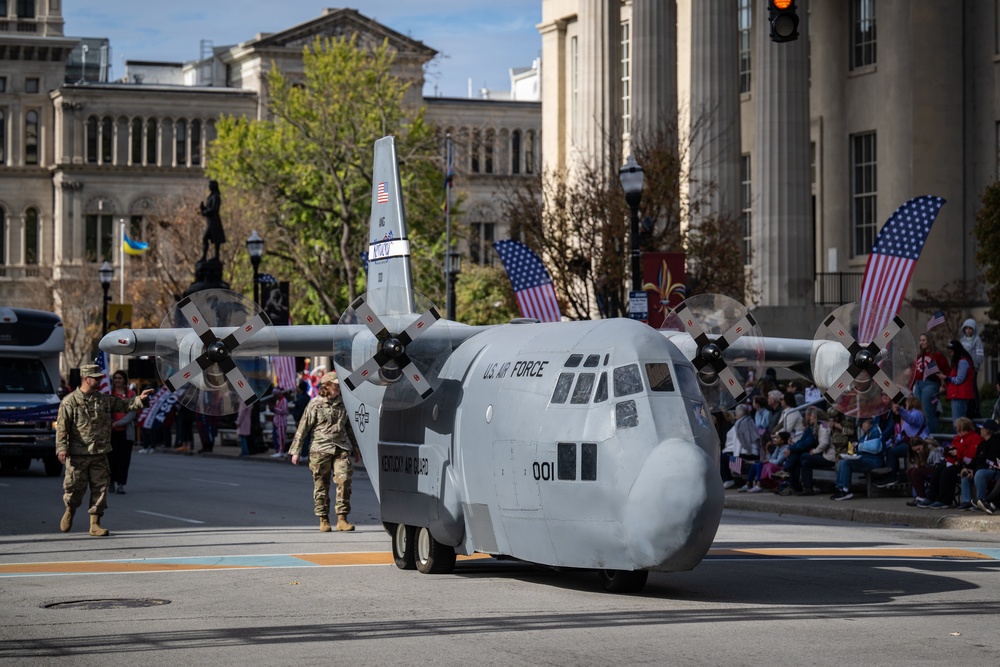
365,136 -> 417,317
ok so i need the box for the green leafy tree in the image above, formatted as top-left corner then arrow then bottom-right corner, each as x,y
207,35 -> 445,324
455,265 -> 519,325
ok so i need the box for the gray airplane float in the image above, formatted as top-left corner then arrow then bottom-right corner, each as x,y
101,136 -> 914,593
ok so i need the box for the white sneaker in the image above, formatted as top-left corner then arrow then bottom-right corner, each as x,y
738,485 -> 750,493
723,480 -> 735,489
269,452 -> 283,458
747,485 -> 762,493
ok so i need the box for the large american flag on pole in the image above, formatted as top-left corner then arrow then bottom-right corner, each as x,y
858,195 -> 946,342
493,239 -> 561,322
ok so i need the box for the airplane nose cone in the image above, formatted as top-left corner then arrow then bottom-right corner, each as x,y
623,439 -> 724,571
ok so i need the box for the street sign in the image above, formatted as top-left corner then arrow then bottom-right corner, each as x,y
629,290 -> 648,321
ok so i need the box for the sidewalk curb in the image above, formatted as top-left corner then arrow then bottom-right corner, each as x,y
724,494 -> 1000,533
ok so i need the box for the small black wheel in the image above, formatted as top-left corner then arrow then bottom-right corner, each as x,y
414,526 -> 456,574
597,569 -> 648,594
391,523 -> 416,570
43,456 -> 63,477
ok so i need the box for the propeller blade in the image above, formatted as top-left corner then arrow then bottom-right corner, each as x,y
164,355 -> 212,392
179,297 -> 217,345
822,367 -> 858,405
397,306 -> 441,347
716,365 -> 747,403
397,353 -> 434,399
218,358 -> 259,405
673,301 -> 711,349
870,367 -> 906,406
350,296 -> 390,341
717,313 -> 758,351
869,314 -> 906,355
219,313 -> 269,348
344,355 -> 384,392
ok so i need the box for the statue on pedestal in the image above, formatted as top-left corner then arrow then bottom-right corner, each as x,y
199,180 -> 226,262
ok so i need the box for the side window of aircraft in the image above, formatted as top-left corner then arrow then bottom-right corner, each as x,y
581,442 -> 597,480
564,354 -> 583,367
584,354 -> 600,367
645,363 -> 675,392
613,364 -> 643,397
615,400 -> 639,429
557,442 -> 576,480
594,372 -> 609,403
551,372 -> 575,404
570,372 -> 596,404
673,364 -> 702,397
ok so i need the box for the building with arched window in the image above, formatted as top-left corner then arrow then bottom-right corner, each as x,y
0,3 -> 541,312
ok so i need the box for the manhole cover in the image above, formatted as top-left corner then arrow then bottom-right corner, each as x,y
43,598 -> 171,610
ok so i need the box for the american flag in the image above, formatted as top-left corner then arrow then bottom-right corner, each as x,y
272,356 -> 297,391
926,310 -> 945,331
377,182 -> 389,204
493,239 -> 561,322
96,351 -> 111,395
728,456 -> 744,476
858,195 -> 946,342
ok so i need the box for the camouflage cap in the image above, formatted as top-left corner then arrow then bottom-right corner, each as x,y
320,372 -> 340,386
80,364 -> 105,378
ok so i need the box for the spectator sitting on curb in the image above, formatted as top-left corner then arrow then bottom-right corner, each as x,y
877,397 -> 930,488
830,417 -> 883,501
904,437 -> 937,507
721,404 -> 760,489
917,416 -> 981,509
958,419 -> 1000,511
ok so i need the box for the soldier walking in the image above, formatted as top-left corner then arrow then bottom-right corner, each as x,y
56,364 -> 152,536
289,372 -> 359,532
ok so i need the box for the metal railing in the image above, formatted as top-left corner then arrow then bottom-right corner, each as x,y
814,272 -> 863,306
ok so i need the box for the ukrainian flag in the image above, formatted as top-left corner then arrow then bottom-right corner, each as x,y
122,233 -> 149,256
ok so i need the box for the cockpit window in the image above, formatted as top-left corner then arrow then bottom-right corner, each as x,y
583,354 -> 600,367
551,372 -> 574,404
570,372 -> 596,404
564,354 -> 583,368
594,372 -> 609,403
673,364 -> 703,397
645,363 -> 675,392
613,364 -> 643,398
615,400 -> 639,429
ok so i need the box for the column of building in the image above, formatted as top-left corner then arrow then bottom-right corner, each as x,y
630,0 -> 677,146
577,0 -> 621,171
752,5 -> 812,306
688,0 -> 740,224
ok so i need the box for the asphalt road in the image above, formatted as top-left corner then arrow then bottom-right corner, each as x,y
1,453 -> 999,666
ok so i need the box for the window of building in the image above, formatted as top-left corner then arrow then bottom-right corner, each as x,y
511,130 -> 521,174
0,207 -> 5,268
16,0 -> 35,19
484,128 -> 494,174
0,77 -> 6,93
0,2 -> 7,18
176,119 -> 187,165
851,0 -> 876,69
25,77 -> 39,93
101,116 -> 112,164
469,221 -> 496,266
0,109 -> 5,165
24,110 -> 38,165
525,130 -> 535,174
741,153 -> 751,266
145,118 -> 157,165
85,213 -> 114,262
191,119 -> 201,166
85,116 -> 98,163
621,20 -> 631,136
471,128 -> 480,173
131,117 -> 142,164
24,207 -> 38,265
851,132 -> 877,256
738,0 -> 752,93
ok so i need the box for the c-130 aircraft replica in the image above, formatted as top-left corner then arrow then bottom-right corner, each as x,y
101,136 -> 915,593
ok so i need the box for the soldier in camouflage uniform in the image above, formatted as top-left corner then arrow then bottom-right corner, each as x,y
56,364 -> 152,536
289,372 -> 359,532
826,406 -> 858,455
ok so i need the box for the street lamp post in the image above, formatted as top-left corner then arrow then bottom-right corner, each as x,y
245,231 -> 265,454
445,247 -> 462,320
99,260 -> 114,336
619,155 -> 645,294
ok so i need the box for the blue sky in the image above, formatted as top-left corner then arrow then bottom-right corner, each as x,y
62,1 -> 543,98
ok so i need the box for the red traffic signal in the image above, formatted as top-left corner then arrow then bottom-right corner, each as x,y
768,0 -> 799,43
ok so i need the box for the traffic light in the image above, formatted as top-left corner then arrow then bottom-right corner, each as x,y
768,0 -> 799,43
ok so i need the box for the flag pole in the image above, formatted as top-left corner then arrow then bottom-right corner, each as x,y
444,134 -> 455,320
119,219 -> 125,303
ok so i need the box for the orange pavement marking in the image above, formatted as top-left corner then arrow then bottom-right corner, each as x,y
293,552 -> 492,566
709,547 -> 992,559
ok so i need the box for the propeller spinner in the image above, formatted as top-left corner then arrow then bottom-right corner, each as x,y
154,289 -> 276,416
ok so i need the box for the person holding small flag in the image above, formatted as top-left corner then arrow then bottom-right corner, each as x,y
909,333 -> 949,434
959,319 -> 985,418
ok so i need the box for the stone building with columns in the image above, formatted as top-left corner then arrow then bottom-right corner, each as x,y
0,3 -> 540,309
539,0 -> 991,347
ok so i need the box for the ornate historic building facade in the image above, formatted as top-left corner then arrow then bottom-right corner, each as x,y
0,3 -> 541,307
539,0 -> 990,342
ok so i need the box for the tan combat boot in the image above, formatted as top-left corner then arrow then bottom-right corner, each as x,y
89,515 -> 110,537
335,514 -> 355,531
59,507 -> 74,533
319,516 -> 332,532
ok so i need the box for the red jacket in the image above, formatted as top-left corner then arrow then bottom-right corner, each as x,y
946,431 -> 982,466
946,358 -> 975,401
